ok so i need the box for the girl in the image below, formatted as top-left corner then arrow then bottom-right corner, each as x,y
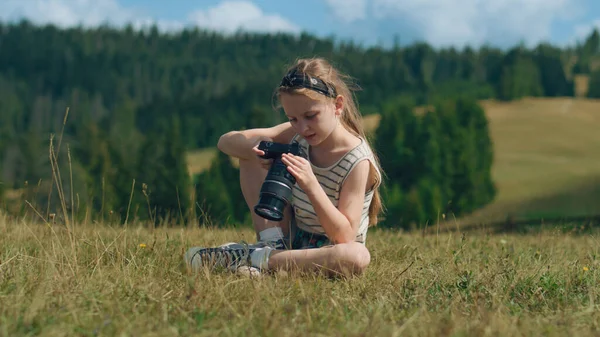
185,57 -> 383,277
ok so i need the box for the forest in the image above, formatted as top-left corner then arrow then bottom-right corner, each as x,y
1,20 -> 599,228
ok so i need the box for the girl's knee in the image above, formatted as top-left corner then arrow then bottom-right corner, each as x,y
332,242 -> 371,275
349,243 -> 371,274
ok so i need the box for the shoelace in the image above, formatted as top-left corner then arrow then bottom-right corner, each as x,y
194,241 -> 252,269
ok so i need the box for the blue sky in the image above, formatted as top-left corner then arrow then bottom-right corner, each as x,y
2,0 -> 600,49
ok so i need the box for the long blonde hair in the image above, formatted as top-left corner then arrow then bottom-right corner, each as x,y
274,57 -> 384,226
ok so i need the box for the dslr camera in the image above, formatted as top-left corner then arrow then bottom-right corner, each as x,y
254,141 -> 307,221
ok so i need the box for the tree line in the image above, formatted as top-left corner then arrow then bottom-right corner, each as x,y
0,20 -> 599,228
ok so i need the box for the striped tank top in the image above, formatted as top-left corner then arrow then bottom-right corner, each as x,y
289,134 -> 381,243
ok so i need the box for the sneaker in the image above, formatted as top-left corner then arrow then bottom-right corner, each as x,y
255,238 -> 287,250
185,244 -> 254,272
220,238 -> 287,250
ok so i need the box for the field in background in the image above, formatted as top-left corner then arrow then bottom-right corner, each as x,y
1,213 -> 599,336
463,97 -> 600,226
188,97 -> 600,227
574,75 -> 590,97
186,147 -> 218,175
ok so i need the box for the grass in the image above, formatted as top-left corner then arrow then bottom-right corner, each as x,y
2,213 -> 600,336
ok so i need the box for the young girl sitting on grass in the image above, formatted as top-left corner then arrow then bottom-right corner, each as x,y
185,57 -> 383,277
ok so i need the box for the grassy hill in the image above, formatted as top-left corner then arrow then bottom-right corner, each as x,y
188,97 -> 600,225
461,97 -> 600,226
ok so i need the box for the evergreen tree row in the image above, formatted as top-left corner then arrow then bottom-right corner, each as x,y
374,97 -> 495,228
0,20 -> 599,226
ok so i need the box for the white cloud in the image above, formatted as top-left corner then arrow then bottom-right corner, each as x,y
373,0 -> 582,47
325,0 -> 368,22
188,1 -> 299,34
0,0 -> 299,35
325,0 -> 584,47
0,0 -> 140,28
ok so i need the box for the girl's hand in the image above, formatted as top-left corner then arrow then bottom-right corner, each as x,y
251,137 -> 273,170
281,153 -> 318,191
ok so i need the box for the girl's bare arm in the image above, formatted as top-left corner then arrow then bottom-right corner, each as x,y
217,122 -> 295,160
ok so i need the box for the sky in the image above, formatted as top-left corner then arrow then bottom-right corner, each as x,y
1,0 -> 600,49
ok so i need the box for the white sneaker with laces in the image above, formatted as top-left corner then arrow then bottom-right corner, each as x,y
185,243 -> 254,272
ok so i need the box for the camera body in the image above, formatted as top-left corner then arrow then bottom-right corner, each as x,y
257,141 -> 306,160
254,141 -> 307,221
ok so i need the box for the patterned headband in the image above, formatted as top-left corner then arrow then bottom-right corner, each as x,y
279,69 -> 337,98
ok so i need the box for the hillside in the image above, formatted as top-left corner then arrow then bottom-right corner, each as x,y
188,97 -> 600,225
460,97 -> 600,225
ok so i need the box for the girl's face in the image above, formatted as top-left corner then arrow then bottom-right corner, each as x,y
280,92 -> 343,146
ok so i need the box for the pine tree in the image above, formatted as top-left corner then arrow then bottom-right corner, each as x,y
374,96 -> 419,189
150,116 -> 191,225
498,47 -> 543,100
374,96 -> 420,228
214,151 -> 246,224
404,185 -> 426,227
453,98 -> 496,213
73,122 -> 119,219
435,100 -> 460,215
415,108 -> 442,187
414,107 -> 446,221
416,178 -> 443,224
380,183 -> 405,228
247,104 -> 279,129
465,98 -> 497,207
535,44 -> 573,96
574,29 -> 600,75
583,28 -> 600,57
194,151 -> 236,226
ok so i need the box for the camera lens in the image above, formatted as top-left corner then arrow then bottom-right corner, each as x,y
254,195 -> 286,221
254,157 -> 295,221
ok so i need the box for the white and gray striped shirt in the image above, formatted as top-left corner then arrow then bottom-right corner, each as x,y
290,134 -> 381,243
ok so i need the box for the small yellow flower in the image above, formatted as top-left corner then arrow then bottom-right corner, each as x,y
583,266 -> 589,272
139,243 -> 147,249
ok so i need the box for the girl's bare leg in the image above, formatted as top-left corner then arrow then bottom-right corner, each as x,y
267,242 -> 371,277
238,158 -> 290,239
